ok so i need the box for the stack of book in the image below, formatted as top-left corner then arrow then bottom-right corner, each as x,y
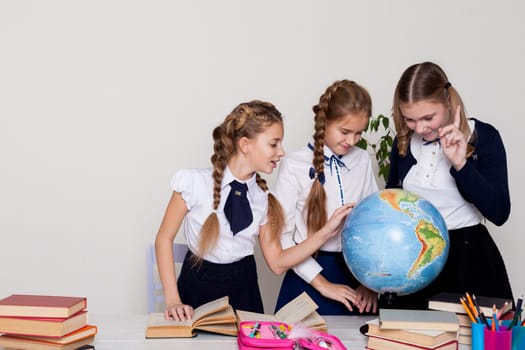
428,292 -> 513,345
0,294 -> 97,350
365,308 -> 460,350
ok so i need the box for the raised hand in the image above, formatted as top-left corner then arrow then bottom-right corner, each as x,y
439,105 -> 468,170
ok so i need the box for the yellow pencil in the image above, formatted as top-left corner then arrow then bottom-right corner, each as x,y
460,297 -> 477,323
465,292 -> 479,318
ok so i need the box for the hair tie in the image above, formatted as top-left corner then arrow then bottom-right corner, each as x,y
444,82 -> 451,89
308,167 -> 325,185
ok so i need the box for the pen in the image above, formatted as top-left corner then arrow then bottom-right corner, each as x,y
509,297 -> 523,329
249,322 -> 261,338
479,311 -> 490,329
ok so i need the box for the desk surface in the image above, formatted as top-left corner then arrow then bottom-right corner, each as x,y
1,314 -> 471,350
90,314 -> 373,349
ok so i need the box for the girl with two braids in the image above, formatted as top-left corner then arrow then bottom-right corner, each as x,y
155,100 -> 353,321
273,80 -> 379,315
382,62 -> 513,309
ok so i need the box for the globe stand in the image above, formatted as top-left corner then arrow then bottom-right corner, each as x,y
381,292 -> 398,308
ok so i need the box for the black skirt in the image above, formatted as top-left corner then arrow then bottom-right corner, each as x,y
379,223 -> 514,309
177,251 -> 263,313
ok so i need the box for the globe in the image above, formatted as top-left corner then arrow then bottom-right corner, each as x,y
342,189 -> 449,296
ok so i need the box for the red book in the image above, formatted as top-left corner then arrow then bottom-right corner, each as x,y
0,294 -> 87,318
0,310 -> 88,337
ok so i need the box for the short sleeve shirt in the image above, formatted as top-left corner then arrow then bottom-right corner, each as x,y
171,167 -> 268,263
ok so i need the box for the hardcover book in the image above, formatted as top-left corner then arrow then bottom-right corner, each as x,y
0,334 -> 94,350
145,296 -> 237,338
235,291 -> 327,332
428,292 -> 511,316
0,310 -> 88,337
0,294 -> 87,318
9,324 -> 97,344
379,309 -> 459,332
366,318 -> 458,347
367,335 -> 459,350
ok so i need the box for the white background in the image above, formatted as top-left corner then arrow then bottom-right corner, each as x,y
1,0 -> 524,314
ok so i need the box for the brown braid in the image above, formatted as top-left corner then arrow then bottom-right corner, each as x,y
256,174 -> 284,240
194,100 -> 285,262
393,62 -> 473,157
305,80 -> 372,236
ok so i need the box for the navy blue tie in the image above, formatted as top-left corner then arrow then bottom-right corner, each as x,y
423,137 -> 441,146
224,180 -> 253,235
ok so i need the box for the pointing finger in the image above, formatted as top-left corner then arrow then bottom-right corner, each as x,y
453,105 -> 461,128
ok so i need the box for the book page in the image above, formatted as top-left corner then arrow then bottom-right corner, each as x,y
191,296 -> 230,323
274,292 -> 319,324
148,313 -> 192,327
194,306 -> 236,326
297,311 -> 325,329
236,309 -> 277,323
197,322 -> 238,336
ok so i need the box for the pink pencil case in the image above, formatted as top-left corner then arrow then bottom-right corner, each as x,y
238,321 -> 295,349
237,321 -> 347,350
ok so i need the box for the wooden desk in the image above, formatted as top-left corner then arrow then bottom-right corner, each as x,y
0,314 -> 471,349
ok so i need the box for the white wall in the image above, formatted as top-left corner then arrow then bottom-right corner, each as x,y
1,0 -> 524,314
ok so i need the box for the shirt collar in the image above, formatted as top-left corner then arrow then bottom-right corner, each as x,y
222,166 -> 258,197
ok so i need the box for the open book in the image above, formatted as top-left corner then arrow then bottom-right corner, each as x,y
236,292 -> 327,332
145,296 -> 237,338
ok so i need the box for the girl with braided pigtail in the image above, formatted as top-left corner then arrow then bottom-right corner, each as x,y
155,100 -> 353,321
274,80 -> 379,315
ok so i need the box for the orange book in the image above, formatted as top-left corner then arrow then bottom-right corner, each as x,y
0,334 -> 94,350
7,324 -> 97,344
0,310 -> 88,337
0,294 -> 87,318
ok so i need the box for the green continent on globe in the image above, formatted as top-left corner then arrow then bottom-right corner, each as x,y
407,220 -> 446,278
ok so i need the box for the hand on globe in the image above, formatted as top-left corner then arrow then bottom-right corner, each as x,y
318,202 -> 355,239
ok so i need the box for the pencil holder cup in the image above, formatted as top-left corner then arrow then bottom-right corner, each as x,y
511,325 -> 525,350
484,325 -> 511,350
472,320 -> 512,350
471,321 -> 485,350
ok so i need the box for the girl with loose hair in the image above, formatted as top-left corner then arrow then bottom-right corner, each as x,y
273,80 -> 379,315
385,61 -> 513,309
155,100 -> 353,321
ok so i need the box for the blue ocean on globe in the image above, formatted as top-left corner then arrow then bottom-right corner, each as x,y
342,189 -> 449,296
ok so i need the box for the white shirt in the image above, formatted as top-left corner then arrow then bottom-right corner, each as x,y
403,120 -> 482,229
171,167 -> 268,264
273,144 -> 379,282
